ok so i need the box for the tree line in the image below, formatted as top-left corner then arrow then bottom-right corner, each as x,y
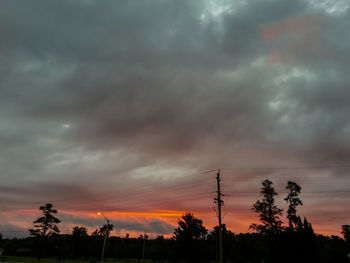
1,179 -> 349,263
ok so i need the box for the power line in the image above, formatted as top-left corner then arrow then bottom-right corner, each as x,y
0,230 -> 28,233
54,191 -> 212,211
9,166 -> 350,207
28,177 -> 350,208
20,183 -> 350,213
224,177 -> 350,181
28,174 -> 215,205
214,169 -> 224,263
50,190 -> 209,208
220,165 -> 350,170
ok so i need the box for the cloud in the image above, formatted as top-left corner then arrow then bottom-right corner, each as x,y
0,0 -> 349,236
261,14 -> 327,64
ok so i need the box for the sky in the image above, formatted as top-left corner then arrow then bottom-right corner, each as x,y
1,0 -> 350,238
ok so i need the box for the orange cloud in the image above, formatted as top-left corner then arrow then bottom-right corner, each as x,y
91,210 -> 185,218
260,15 -> 327,64
2,206 -> 344,238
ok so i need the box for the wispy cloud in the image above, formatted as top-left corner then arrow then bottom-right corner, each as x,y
0,0 -> 349,236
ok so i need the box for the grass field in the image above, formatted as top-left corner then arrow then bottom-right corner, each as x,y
4,256 -> 154,263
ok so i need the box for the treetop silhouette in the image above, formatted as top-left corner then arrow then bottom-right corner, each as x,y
285,181 -> 303,230
250,179 -> 284,235
173,212 -> 207,241
72,226 -> 88,237
29,203 -> 61,237
342,225 -> 350,242
92,223 -> 114,237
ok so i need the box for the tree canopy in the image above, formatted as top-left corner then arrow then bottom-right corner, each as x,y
29,203 -> 61,237
341,225 -> 350,242
173,213 -> 208,262
92,223 -> 114,237
173,213 -> 207,242
285,181 -> 303,230
250,179 -> 284,234
72,226 -> 88,237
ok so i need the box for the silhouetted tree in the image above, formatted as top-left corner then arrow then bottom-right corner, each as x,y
72,226 -> 88,237
207,224 -> 236,261
71,226 -> 88,259
3,230 -> 350,263
341,226 -> 350,263
148,235 -> 176,262
174,213 -> 207,241
92,223 -> 114,237
282,216 -> 318,263
174,213 -> 207,262
302,217 -> 314,233
342,225 -> 350,242
285,181 -> 303,230
250,179 -> 284,234
29,203 -> 60,261
29,203 -> 61,237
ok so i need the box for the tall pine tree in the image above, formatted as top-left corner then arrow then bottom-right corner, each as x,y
29,203 -> 61,236
285,181 -> 303,230
250,180 -> 283,234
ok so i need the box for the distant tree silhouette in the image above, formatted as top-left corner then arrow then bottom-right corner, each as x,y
342,225 -> 350,242
29,203 -> 61,237
91,229 -> 99,236
250,180 -> 284,235
151,235 -> 171,262
302,217 -> 314,233
174,213 -> 207,262
72,226 -> 88,237
300,217 -> 318,262
174,213 -> 207,241
207,224 -> 236,261
92,223 -> 114,237
29,203 -> 61,261
71,226 -> 88,259
3,227 -> 350,263
284,181 -> 303,230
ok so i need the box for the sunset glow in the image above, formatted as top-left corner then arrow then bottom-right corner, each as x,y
0,0 -> 349,245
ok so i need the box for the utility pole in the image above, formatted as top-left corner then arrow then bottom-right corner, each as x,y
101,219 -> 109,263
214,169 -> 224,263
98,212 -> 110,263
142,232 -> 147,261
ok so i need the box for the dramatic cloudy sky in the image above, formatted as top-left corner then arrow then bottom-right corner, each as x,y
1,0 -> 350,238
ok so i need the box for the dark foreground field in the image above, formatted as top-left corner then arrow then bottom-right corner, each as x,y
4,257 -> 155,263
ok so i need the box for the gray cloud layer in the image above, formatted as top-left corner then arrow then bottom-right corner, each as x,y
0,0 -> 350,235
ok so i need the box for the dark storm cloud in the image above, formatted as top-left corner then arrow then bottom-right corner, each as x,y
1,0 -> 350,235
0,182 -> 93,211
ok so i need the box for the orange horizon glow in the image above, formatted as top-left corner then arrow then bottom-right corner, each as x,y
88,210 -> 185,218
1,208 -> 344,238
